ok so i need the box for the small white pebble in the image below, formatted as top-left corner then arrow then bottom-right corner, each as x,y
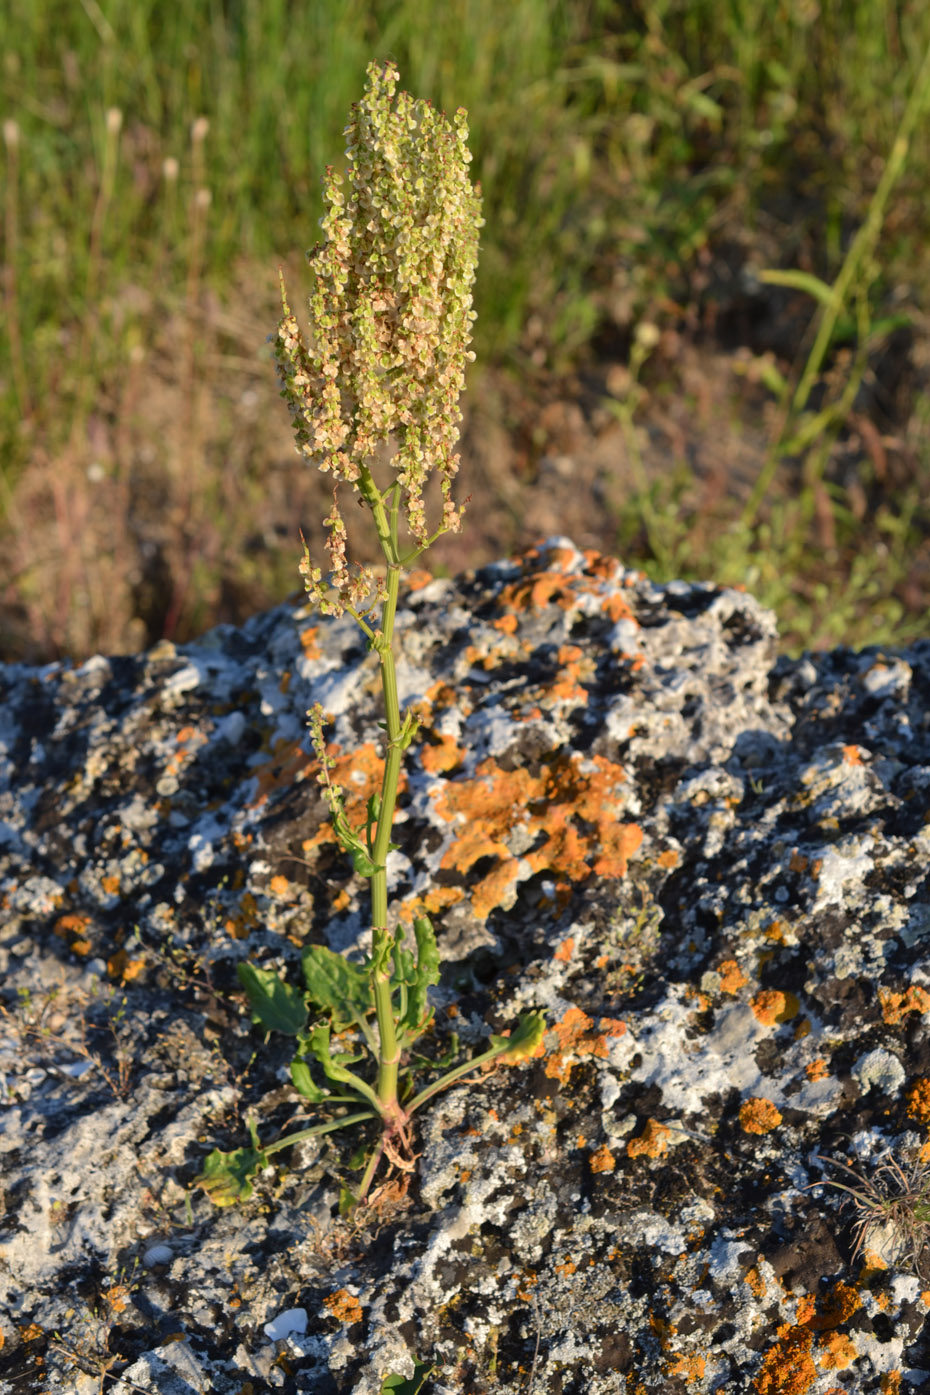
264,1308 -> 308,1341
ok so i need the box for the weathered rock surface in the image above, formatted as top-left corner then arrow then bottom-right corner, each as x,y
1,537 -> 929,1393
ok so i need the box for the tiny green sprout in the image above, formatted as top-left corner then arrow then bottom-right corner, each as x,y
196,60 -> 544,1210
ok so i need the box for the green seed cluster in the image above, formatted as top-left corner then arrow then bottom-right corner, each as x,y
275,60 -> 482,613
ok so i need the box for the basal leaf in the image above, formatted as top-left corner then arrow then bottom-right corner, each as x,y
380,1358 -> 435,1394
195,1144 -> 267,1207
291,1057 -> 330,1101
308,1023 -> 381,1112
237,962 -> 307,1036
301,943 -> 373,1029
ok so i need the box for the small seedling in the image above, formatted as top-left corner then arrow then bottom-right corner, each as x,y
196,61 -> 544,1209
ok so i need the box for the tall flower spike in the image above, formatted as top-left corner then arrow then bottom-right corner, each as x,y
274,60 -> 482,610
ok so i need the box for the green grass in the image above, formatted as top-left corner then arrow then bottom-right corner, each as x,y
3,0 -> 930,659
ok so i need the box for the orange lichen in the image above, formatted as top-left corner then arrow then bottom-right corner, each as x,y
400,885 -> 467,925
668,1354 -> 706,1381
495,552 -> 640,633
544,1009 -> 626,1082
300,741 -> 406,852
225,890 -> 259,940
906,1077 -> 930,1123
465,642 -> 510,673
420,732 -> 466,774
599,1017 -> 627,1041
754,1325 -> 817,1394
55,913 -> 92,940
807,1281 -> 861,1332
879,984 -> 930,1025
718,959 -> 749,994
492,612 -> 518,634
657,848 -> 679,869
323,1289 -> 363,1324
545,644 -> 596,705
269,874 -> 291,897
299,626 -> 322,659
106,949 -> 145,982
554,937 -> 575,963
626,1119 -> 671,1160
805,1058 -> 829,1082
248,738 -> 316,808
880,1375 -> 902,1394
601,590 -> 635,624
795,1295 -> 817,1326
554,1258 -> 577,1276
818,1332 -> 857,1369
101,874 -> 120,897
406,569 -> 433,592
789,852 -> 808,874
739,1098 -> 782,1134
750,990 -> 799,1025
434,753 -> 641,919
744,1266 -> 767,1300
841,745 -> 864,765
590,1144 -> 616,1174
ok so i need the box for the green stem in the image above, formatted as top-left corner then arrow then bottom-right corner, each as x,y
404,1037 -> 515,1116
741,34 -> 930,531
355,1138 -> 385,1202
262,1109 -> 377,1157
356,475 -> 408,1122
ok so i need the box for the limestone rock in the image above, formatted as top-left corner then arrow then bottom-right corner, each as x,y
1,538 -> 929,1392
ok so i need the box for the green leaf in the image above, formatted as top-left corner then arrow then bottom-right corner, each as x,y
410,1030 -> 459,1072
237,962 -> 307,1036
339,1182 -> 365,1215
195,1143 -> 267,1206
380,1359 -> 436,1394
400,917 -> 439,1037
308,1024 -> 381,1111
352,846 -> 380,877
301,943 -> 373,1029
489,1010 -> 547,1063
291,1057 -> 329,1101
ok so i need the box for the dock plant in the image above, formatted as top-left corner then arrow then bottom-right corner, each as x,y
197,61 -> 544,1209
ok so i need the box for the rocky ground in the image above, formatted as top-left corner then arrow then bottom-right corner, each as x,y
1,537 -> 929,1393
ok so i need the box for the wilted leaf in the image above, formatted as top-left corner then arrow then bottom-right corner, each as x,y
195,1144 -> 267,1206
490,1011 -> 547,1064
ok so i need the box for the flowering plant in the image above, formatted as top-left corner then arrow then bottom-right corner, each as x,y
197,62 -> 544,1208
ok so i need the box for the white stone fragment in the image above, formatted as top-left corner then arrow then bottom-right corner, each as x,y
263,1307 -> 309,1341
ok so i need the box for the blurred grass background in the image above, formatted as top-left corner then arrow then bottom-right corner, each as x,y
2,0 -> 930,661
